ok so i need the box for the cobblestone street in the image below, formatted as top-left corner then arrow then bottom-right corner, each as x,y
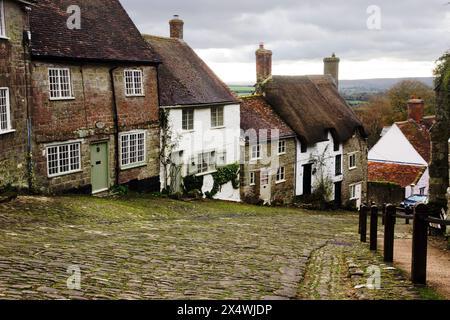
0,195 -> 430,300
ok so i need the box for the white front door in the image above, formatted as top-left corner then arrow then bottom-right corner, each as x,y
260,168 -> 271,204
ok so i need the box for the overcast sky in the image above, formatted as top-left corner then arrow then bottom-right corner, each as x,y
122,0 -> 450,84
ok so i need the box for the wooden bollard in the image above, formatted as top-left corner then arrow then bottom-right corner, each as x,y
411,204 -> 429,285
359,205 -> 368,243
370,205 -> 378,251
384,205 -> 396,263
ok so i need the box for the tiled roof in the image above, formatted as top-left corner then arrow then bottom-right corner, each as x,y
29,0 -> 160,64
396,118 -> 435,163
241,95 -> 295,139
143,35 -> 239,106
368,161 -> 426,188
262,75 -> 366,145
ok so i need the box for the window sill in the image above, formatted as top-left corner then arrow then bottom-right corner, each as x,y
0,129 -> 16,136
276,180 -> 286,185
195,170 -> 217,177
0,36 -> 10,41
125,94 -> 145,98
249,183 -> 256,187
120,162 -> 147,171
349,167 -> 357,171
182,129 -> 195,134
278,152 -> 286,156
211,126 -> 225,130
49,97 -> 75,101
48,169 -> 83,179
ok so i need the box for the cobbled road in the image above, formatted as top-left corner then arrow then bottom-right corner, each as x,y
0,195 -> 424,300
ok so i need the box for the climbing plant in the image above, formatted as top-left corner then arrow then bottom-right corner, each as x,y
159,109 -> 180,193
183,174 -> 204,194
434,51 -> 450,120
205,163 -> 240,199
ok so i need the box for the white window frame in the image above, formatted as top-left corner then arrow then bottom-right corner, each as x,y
0,87 -> 12,134
182,109 -> 194,131
349,152 -> 357,170
249,171 -> 256,186
124,69 -> 144,97
48,68 -> 74,100
0,0 -> 6,38
260,169 -> 270,186
276,166 -> 286,183
46,141 -> 82,178
349,184 -> 357,200
119,130 -> 147,170
211,106 -> 224,128
278,140 -> 286,155
251,144 -> 261,160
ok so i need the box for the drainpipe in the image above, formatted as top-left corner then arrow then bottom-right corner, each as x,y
109,67 -> 120,186
22,6 -> 33,191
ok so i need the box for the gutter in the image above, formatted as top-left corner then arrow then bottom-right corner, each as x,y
109,67 -> 120,186
161,101 -> 238,109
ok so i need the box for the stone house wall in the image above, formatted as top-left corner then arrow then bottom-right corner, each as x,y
342,132 -> 368,206
240,138 -> 296,204
30,62 -> 160,193
0,0 -> 29,190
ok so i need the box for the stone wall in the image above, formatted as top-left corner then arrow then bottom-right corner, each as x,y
240,138 -> 296,204
30,62 -> 160,193
0,1 -> 29,190
342,132 -> 368,205
368,182 -> 405,207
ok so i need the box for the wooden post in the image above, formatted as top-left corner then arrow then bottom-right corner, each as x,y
360,205 -> 368,243
405,206 -> 412,225
411,204 -> 429,285
384,205 -> 396,262
370,205 -> 378,251
381,203 -> 386,226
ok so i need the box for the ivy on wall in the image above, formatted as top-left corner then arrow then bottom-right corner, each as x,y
434,51 -> 450,122
205,163 -> 240,199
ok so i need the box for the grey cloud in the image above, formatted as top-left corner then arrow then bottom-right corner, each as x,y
123,0 -> 450,62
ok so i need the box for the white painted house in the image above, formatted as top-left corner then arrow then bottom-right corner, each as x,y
368,98 -> 436,198
144,18 -> 241,201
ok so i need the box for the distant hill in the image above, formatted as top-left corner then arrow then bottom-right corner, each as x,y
339,77 -> 434,92
228,77 -> 435,104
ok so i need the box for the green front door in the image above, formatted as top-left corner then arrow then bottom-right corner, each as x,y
90,142 -> 109,194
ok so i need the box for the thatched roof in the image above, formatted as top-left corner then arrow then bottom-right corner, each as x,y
262,75 -> 366,144
144,35 -> 239,106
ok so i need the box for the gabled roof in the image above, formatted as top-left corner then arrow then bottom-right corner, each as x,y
368,161 -> 427,188
241,95 -> 295,140
396,118 -> 434,163
262,75 -> 366,145
29,0 -> 159,64
143,35 -> 239,106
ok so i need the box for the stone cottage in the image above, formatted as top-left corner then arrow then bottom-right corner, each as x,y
143,17 -> 242,201
249,44 -> 367,208
240,95 -> 296,204
0,0 -> 32,190
1,0 -> 161,194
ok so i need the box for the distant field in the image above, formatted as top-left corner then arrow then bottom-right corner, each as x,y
229,85 -> 254,96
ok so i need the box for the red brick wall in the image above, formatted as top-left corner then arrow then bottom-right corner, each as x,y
30,62 -> 160,193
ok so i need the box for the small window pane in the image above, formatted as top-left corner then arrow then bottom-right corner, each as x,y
47,142 -> 81,177
0,1 -> 5,37
0,88 -> 11,132
120,131 -> 146,168
211,106 -> 224,128
124,70 -> 144,96
182,109 -> 194,130
48,68 -> 73,99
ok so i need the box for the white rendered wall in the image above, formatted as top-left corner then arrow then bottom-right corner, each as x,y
295,132 -> 343,200
161,103 -> 241,201
369,124 -> 427,166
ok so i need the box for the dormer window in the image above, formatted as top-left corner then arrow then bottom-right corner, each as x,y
0,0 -> 6,38
124,70 -> 144,96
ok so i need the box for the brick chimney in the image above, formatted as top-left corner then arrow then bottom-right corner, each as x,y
407,97 -> 425,123
169,15 -> 184,39
324,53 -> 340,88
256,42 -> 272,85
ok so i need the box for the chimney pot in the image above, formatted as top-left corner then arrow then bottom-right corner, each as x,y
324,53 -> 340,88
169,15 -> 184,39
407,98 -> 425,123
256,42 -> 272,86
